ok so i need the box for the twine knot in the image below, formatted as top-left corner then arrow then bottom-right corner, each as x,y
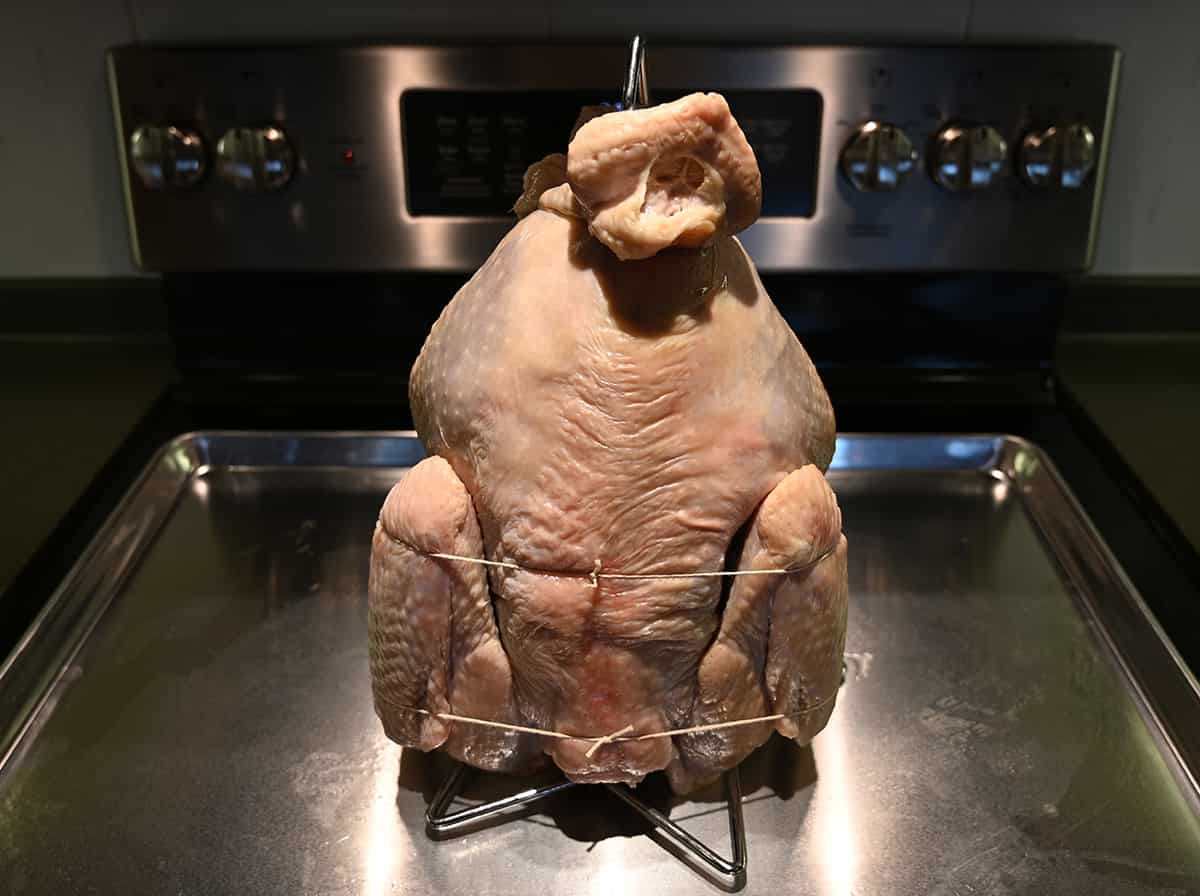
584,723 -> 637,759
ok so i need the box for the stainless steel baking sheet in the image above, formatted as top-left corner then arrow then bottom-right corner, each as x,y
2,432 -> 1198,894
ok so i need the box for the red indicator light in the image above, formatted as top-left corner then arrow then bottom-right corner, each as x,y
342,149 -> 355,163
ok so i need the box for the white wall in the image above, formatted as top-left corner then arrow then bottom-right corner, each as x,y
2,0 -> 1196,276
2,2 -> 144,277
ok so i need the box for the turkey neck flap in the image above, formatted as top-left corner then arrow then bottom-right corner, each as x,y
516,92 -> 763,262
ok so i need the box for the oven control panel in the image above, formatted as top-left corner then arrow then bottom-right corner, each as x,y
108,43 -> 1119,273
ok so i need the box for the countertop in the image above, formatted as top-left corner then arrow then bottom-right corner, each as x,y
1057,334 -> 1200,550
0,341 -> 173,597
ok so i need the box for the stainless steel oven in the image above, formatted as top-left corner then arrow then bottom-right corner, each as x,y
108,43 -> 1115,273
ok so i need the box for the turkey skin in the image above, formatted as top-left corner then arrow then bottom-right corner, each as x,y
368,92 -> 848,792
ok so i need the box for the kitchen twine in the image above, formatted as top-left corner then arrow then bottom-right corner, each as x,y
374,524 -> 840,758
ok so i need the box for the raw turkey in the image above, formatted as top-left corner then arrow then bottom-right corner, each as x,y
368,92 -> 848,793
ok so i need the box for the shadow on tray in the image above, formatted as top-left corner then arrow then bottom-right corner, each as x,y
396,732 -> 817,843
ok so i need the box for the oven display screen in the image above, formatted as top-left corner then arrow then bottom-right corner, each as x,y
402,89 -> 821,218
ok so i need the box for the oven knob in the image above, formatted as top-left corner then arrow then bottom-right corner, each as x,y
128,125 -> 206,189
930,124 -> 1008,191
216,126 -> 296,192
1018,123 -> 1096,189
840,122 -> 918,192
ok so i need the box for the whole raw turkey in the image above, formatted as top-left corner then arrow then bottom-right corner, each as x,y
368,92 -> 848,792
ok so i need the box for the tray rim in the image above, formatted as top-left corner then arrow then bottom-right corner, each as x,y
1001,436 -> 1200,804
2,430 -> 1197,805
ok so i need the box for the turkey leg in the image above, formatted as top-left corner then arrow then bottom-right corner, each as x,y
368,456 -> 542,773
668,465 -> 847,792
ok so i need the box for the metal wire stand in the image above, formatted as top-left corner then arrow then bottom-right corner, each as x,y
425,763 -> 749,891
426,31 -> 749,890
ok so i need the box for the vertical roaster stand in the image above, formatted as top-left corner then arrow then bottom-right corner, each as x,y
422,35 -> 748,892
425,35 -> 747,889
425,764 -> 748,890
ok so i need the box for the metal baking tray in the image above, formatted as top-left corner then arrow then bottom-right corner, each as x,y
2,432 -> 1198,894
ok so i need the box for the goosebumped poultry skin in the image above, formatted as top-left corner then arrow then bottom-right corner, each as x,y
368,92 -> 848,792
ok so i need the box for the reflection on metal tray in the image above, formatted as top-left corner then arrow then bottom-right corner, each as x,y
1,432 -> 1198,894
